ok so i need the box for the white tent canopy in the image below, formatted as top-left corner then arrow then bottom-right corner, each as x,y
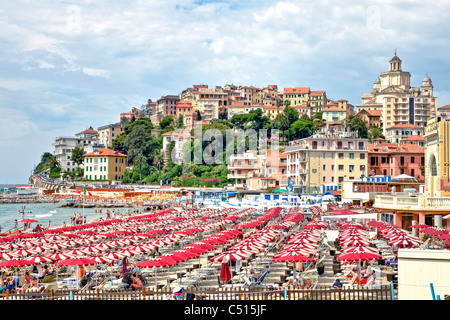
392,174 -> 418,181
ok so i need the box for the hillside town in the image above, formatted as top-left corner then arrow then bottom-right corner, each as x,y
0,52 -> 446,302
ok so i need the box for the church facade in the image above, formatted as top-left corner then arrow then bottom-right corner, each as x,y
356,53 -> 438,136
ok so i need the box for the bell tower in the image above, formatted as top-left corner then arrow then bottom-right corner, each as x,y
389,50 -> 402,72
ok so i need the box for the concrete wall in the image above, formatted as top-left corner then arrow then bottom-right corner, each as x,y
398,249 -> 450,300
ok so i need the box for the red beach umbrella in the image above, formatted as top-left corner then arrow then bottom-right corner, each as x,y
55,258 -> 97,267
340,246 -> 379,254
19,219 -> 38,223
210,252 -> 247,262
219,260 -> 232,283
0,259 -> 34,267
272,255 -> 314,263
337,252 -> 382,263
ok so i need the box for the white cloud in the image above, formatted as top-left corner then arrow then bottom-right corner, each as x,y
82,67 -> 111,79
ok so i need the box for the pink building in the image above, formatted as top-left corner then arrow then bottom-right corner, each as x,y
369,142 -> 425,181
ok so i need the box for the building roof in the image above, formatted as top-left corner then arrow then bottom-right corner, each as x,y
284,87 -> 310,94
309,90 -> 325,96
356,109 -> 382,117
368,143 -> 424,154
77,128 -> 98,135
387,123 -> 424,130
229,103 -> 246,108
83,148 -> 126,157
323,107 -> 345,112
438,105 -> 450,109
401,135 -> 425,141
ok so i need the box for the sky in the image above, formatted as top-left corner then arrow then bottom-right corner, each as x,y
1,0 -> 450,184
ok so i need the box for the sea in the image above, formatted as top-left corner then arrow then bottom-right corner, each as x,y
0,202 -> 132,233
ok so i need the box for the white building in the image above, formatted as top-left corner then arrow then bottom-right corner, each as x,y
52,128 -> 100,173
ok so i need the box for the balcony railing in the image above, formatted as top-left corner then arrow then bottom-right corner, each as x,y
374,194 -> 450,211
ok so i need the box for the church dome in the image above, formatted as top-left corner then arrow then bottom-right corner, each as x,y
422,75 -> 432,86
374,77 -> 381,85
390,54 -> 401,62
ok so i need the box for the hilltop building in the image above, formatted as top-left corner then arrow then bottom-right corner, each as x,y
356,52 -> 437,136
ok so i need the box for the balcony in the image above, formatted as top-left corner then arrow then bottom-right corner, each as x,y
374,194 -> 450,212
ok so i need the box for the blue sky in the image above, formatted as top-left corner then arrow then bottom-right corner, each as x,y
1,0 -> 450,183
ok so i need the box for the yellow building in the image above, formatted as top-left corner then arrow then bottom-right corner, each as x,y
285,129 -> 368,193
283,87 -> 310,107
425,118 -> 450,197
263,105 -> 283,120
97,123 -> 123,148
83,148 -> 127,181
322,106 -> 347,123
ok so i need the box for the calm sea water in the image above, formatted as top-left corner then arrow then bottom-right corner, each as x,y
0,202 -> 133,232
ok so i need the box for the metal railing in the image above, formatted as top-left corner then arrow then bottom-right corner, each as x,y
0,285 -> 393,300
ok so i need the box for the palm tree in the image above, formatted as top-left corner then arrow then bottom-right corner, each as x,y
133,153 -> 147,183
153,152 -> 164,177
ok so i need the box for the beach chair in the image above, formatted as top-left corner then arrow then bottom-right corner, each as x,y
16,283 -> 30,294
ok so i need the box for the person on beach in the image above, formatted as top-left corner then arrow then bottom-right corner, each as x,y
332,278 -> 343,289
249,269 -> 259,283
130,273 -> 143,291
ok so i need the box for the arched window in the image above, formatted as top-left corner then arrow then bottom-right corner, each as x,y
430,154 -> 438,177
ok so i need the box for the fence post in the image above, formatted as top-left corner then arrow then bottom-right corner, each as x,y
143,287 -> 146,300
96,289 -> 99,300
6,289 -> 9,300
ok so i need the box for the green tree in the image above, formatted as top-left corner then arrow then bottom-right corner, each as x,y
71,147 -> 85,165
368,126 -> 385,143
289,119 -> 313,140
159,116 -> 175,130
344,115 -> 368,139
133,153 -> 147,182
35,152 -> 60,173
177,114 -> 184,129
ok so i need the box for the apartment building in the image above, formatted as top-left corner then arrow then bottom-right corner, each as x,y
97,123 -> 123,148
120,107 -> 142,123
161,130 -> 193,164
175,100 -> 196,130
227,149 -> 287,191
284,129 -> 369,193
52,128 -> 100,173
385,124 -> 424,143
83,148 -> 127,181
368,142 -> 425,180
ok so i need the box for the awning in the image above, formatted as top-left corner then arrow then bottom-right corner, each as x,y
443,214 -> 450,219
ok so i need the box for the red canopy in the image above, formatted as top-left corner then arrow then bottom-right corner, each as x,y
337,252 -> 382,262
55,258 -> 97,267
272,255 -> 314,262
219,261 -> 232,283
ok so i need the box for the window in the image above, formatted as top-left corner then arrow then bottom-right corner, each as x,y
338,165 -> 344,171
349,165 -> 354,172
349,153 -> 354,159
338,153 -> 344,159
360,153 -> 365,160
411,157 -> 415,163
323,165 -> 326,170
